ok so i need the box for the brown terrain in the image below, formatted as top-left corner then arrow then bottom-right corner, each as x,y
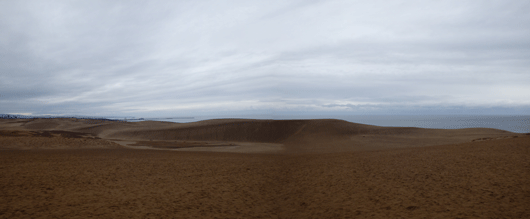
0,118 -> 529,218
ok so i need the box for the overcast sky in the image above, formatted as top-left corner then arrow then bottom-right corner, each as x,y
1,0 -> 529,117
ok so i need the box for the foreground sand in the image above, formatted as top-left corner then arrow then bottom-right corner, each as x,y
0,118 -> 529,218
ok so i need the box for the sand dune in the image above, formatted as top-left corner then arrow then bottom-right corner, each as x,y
1,118 -> 518,152
0,118 -> 528,218
46,119 -> 525,153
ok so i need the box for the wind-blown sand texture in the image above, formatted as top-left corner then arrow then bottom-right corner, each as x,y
0,118 -> 528,218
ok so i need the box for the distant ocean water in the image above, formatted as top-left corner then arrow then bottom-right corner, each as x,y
141,115 -> 530,133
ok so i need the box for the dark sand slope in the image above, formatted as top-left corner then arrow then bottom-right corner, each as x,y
0,118 -> 529,218
102,119 -> 516,153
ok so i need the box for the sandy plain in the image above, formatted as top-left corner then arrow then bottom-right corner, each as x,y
0,118 -> 529,218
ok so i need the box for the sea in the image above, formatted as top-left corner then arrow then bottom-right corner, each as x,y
136,115 -> 530,134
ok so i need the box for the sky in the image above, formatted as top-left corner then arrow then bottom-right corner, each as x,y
1,0 -> 529,117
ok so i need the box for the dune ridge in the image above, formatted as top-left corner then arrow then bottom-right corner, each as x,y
0,118 -> 519,153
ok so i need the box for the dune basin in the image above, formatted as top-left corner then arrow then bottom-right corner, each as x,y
1,118 -> 529,218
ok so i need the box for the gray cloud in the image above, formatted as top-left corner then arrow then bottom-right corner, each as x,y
1,0 -> 529,117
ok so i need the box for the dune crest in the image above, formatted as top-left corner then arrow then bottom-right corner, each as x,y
0,118 -> 519,153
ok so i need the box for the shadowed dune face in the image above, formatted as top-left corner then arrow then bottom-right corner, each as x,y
108,120 -> 310,143
102,119 -> 516,153
104,119 -> 407,142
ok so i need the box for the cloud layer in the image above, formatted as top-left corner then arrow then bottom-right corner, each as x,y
1,0 -> 529,116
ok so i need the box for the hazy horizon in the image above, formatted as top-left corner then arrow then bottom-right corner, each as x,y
3,113 -> 527,133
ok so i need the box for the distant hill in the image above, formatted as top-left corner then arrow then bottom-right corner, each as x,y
0,113 -> 124,121
0,114 -> 33,119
